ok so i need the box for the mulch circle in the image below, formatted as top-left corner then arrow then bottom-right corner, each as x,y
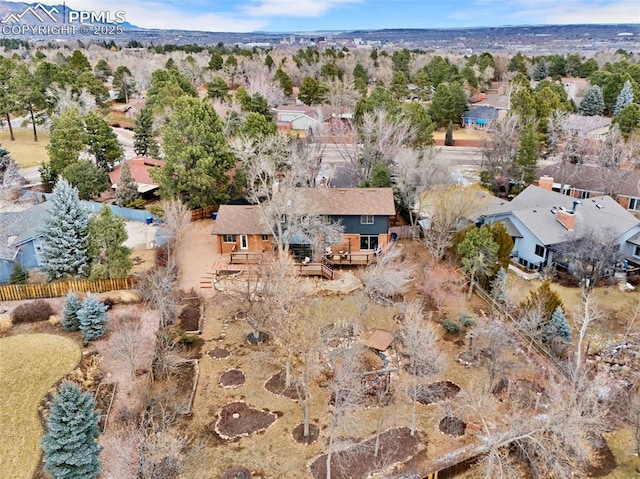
222,465 -> 252,479
439,415 -> 467,437
292,422 -> 320,445
415,380 -> 461,404
264,371 -> 298,400
220,369 -> 246,388
178,304 -> 200,331
208,348 -> 230,359
215,401 -> 277,439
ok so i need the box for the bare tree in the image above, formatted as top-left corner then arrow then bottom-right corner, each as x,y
481,114 -> 521,193
398,301 -> 442,435
361,243 -> 414,304
393,146 -> 448,227
419,184 -> 493,261
109,311 -> 156,379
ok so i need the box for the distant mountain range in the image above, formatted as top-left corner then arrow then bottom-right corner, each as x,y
0,2 -> 137,29
0,0 -> 637,53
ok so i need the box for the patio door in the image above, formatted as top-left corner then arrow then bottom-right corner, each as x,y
240,235 -> 248,250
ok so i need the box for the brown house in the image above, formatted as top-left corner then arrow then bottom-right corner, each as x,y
109,157 -> 164,195
537,162 -> 640,213
211,188 -> 396,264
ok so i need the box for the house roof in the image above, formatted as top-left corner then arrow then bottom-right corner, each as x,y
212,205 -> 269,235
274,104 -> 352,122
497,217 -> 523,238
485,185 -> 639,246
300,187 -> 396,216
463,106 -> 499,121
365,329 -> 394,351
537,162 -> 640,198
0,201 -> 51,260
109,157 -> 164,194
566,114 -> 611,133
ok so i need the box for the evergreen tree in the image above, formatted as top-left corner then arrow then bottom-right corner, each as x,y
533,60 -> 548,81
112,65 -> 135,103
490,267 -> 508,304
613,80 -> 634,116
61,159 -> 109,201
87,205 -> 132,280
46,108 -> 86,180
515,121 -> 540,185
62,292 -> 82,332
41,382 -> 101,479
613,103 -> 640,139
40,179 -> 90,281
84,112 -> 123,171
274,67 -> 293,97
579,85 -> 605,116
298,76 -> 325,106
114,161 -> 139,207
133,107 -> 159,157
153,97 -> 236,209
9,262 -> 28,284
206,77 -> 230,102
78,293 -> 109,342
457,225 -> 499,298
208,52 -> 223,71
544,306 -> 572,344
445,122 -> 453,146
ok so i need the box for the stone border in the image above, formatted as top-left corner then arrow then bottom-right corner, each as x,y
219,368 -> 246,389
214,400 -> 278,441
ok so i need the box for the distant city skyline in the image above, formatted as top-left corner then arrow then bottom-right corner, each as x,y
60,0 -> 640,33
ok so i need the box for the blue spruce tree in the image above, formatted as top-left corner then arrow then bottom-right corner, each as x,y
579,85 -> 605,116
78,293 -> 109,343
40,178 -> 90,281
41,382 -> 101,479
490,267 -> 508,304
545,306 -> 572,344
613,80 -> 634,116
62,292 -> 82,332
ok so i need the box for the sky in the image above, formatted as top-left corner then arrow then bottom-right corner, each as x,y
59,0 -> 640,33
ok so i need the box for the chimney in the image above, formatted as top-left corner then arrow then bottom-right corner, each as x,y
539,175 -> 554,191
557,209 -> 575,231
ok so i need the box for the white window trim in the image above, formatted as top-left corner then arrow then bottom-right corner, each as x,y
360,215 -> 374,225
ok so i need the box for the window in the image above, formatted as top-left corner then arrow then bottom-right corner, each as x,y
535,244 -> 546,258
577,190 -> 591,200
360,235 -> 379,251
635,245 -> 640,258
629,198 -> 640,211
360,215 -> 374,225
261,235 -> 269,241
222,234 -> 236,243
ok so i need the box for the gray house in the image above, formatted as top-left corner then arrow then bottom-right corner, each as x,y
480,185 -> 640,271
0,202 -> 51,283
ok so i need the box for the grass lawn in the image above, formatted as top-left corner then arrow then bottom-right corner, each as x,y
0,128 -> 50,169
604,427 -> 640,478
0,334 -> 81,479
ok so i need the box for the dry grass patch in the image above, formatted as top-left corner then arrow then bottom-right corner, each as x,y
0,334 -> 81,479
603,427 -> 640,478
0,128 -> 50,168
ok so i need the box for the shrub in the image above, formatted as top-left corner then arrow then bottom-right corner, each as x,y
459,314 -> 475,329
126,198 -> 147,210
62,292 -> 82,332
11,300 -> 55,324
9,263 -> 28,284
0,316 -> 12,335
441,319 -> 460,334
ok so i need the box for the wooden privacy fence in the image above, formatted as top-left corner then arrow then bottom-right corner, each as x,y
0,277 -> 137,301
190,206 -> 216,222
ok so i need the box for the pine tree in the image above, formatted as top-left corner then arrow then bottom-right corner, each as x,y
490,267 -> 508,304
84,112 -> 123,171
544,306 -> 572,344
114,161 -> 139,207
9,262 -> 28,284
78,293 -> 108,343
613,80 -> 634,116
62,292 -> 82,332
579,85 -> 605,116
41,382 -> 101,479
133,107 -> 159,157
40,178 -> 90,281
516,121 -> 540,185
445,121 -> 453,146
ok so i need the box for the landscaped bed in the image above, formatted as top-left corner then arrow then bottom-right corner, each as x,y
0,334 -> 81,479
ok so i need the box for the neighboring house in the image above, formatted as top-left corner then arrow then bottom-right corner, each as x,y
480,185 -> 640,271
212,187 -> 396,264
462,106 -> 500,128
536,163 -> 640,211
566,114 -> 611,140
273,104 -> 352,134
0,202 -> 51,283
109,157 -> 164,196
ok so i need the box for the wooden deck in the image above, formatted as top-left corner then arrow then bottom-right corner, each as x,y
230,252 -> 264,264
295,259 -> 334,280
324,252 -> 376,266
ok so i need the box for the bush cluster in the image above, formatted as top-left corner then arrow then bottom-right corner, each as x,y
11,300 -> 54,323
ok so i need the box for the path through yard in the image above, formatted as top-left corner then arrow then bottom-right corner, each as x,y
178,219 -> 219,294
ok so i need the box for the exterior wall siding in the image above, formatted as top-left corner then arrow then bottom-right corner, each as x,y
334,215 -> 389,235
218,234 -> 272,254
